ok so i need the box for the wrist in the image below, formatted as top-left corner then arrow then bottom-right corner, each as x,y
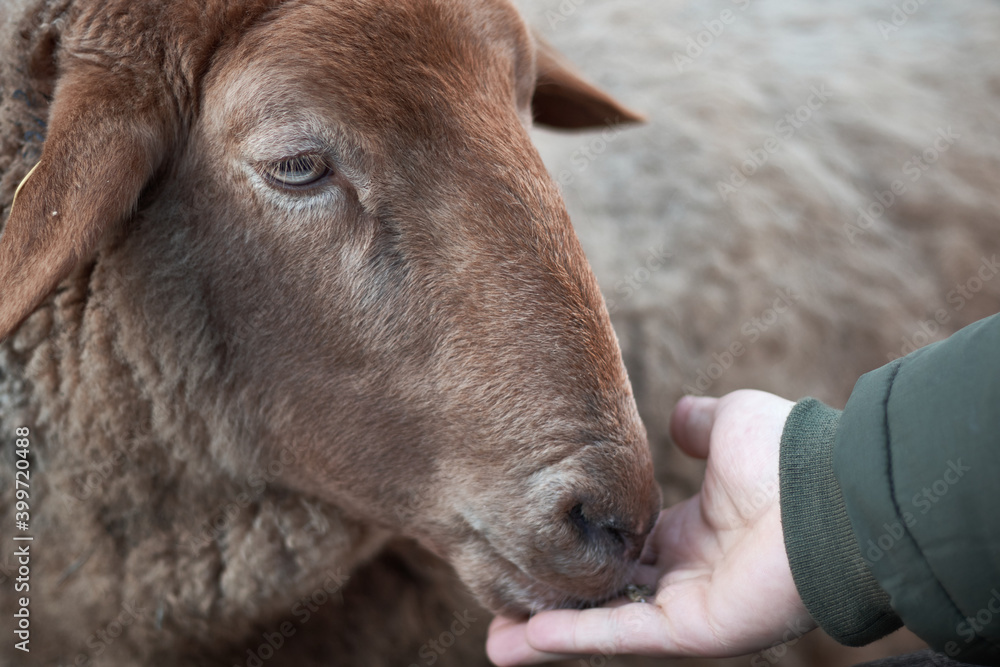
779,398 -> 902,646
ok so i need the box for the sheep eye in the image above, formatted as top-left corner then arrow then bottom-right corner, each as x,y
261,154 -> 330,188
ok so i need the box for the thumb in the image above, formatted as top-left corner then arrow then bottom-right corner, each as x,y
670,396 -> 718,459
524,604 -> 671,658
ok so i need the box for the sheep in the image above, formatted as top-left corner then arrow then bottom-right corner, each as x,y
0,0 -> 665,664
513,0 -> 1000,665
5,0 -> 1000,665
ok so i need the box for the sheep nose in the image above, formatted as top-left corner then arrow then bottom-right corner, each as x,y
567,501 -> 654,561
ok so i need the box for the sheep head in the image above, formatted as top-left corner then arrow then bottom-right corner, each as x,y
0,0 -> 660,615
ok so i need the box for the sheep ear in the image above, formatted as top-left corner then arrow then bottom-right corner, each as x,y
532,34 -> 645,130
0,64 -> 171,339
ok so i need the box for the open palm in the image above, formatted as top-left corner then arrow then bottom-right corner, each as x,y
487,391 -> 815,665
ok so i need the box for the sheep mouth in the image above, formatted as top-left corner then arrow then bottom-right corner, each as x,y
463,531 -> 636,617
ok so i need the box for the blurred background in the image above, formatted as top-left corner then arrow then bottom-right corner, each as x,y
509,0 -> 1000,664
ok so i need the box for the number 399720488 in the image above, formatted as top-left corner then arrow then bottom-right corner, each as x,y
14,427 -> 30,527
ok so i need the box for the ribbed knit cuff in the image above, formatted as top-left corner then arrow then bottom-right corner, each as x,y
780,398 -> 903,646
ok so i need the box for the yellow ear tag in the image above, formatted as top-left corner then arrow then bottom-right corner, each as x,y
10,161 -> 42,213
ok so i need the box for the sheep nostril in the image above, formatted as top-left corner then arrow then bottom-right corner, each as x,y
604,524 -> 627,549
568,503 -> 590,535
567,503 -> 635,556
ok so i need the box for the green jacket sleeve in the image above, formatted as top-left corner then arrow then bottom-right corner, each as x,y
780,313 -> 1000,665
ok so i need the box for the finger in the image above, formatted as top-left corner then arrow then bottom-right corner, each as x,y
669,395 -> 718,459
486,616 -> 576,666
524,604 -> 670,658
638,499 -> 708,571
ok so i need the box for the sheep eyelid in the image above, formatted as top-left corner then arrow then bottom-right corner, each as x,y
257,153 -> 333,190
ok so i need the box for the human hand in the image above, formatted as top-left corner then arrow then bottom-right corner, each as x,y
487,390 -> 815,665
